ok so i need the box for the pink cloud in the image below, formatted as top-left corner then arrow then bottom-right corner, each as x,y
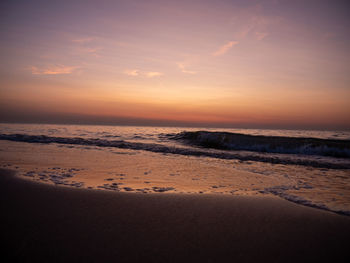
230,5 -> 281,41
213,41 -> 239,56
177,63 -> 196,74
72,37 -> 94,43
255,32 -> 269,40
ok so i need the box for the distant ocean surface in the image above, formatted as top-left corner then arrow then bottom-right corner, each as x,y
1,123 -> 350,215
1,123 -> 349,168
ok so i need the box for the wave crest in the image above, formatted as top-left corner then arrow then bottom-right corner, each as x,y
171,131 -> 350,158
0,133 -> 349,169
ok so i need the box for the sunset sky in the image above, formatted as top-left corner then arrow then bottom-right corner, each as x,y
1,0 -> 349,129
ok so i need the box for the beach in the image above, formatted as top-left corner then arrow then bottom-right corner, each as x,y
2,168 -> 349,262
2,0 -> 350,261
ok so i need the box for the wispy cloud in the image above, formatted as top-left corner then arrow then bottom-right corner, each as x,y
144,71 -> 163,78
72,37 -> 94,43
80,47 -> 101,54
123,69 -> 139,76
31,65 -> 77,75
177,63 -> 196,74
123,69 -> 163,78
74,47 -> 102,58
231,5 -> 280,41
72,37 -> 102,57
255,31 -> 269,40
213,41 -> 239,56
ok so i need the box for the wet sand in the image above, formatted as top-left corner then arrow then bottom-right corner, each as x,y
1,168 -> 349,262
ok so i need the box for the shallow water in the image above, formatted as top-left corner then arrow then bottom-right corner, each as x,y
0,123 -> 349,215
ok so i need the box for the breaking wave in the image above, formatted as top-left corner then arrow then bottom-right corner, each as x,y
0,133 -> 349,169
170,131 -> 350,158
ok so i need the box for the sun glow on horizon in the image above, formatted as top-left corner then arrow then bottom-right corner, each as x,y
1,0 -> 349,129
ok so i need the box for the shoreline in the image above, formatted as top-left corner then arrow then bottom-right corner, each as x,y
1,168 -> 349,262
2,138 -> 350,217
14,167 -> 350,217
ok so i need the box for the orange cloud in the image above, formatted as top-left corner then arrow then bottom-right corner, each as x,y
123,70 -> 163,78
123,69 -> 139,76
213,41 -> 238,56
144,71 -> 163,78
31,65 -> 77,75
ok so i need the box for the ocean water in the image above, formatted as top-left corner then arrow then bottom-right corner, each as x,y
1,123 -> 350,215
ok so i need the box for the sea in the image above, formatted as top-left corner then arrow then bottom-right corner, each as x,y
1,123 -> 349,215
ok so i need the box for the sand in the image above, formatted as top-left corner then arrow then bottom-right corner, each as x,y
1,168 -> 349,262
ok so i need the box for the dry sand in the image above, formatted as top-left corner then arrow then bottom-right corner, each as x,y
1,168 -> 349,262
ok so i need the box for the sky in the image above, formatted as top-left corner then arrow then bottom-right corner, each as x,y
0,0 -> 349,129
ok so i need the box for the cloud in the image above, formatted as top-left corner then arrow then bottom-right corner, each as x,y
72,37 -> 101,57
72,37 -> 94,43
236,16 -> 272,40
212,41 -> 239,56
80,47 -> 101,54
255,32 -> 269,40
177,63 -> 196,74
230,5 -> 281,41
123,70 -> 163,78
123,69 -> 139,76
73,47 -> 102,58
31,65 -> 77,75
144,72 -> 163,78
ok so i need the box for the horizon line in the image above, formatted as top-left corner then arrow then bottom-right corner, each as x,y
1,120 -> 349,132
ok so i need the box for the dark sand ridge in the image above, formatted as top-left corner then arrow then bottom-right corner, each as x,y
1,169 -> 349,262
